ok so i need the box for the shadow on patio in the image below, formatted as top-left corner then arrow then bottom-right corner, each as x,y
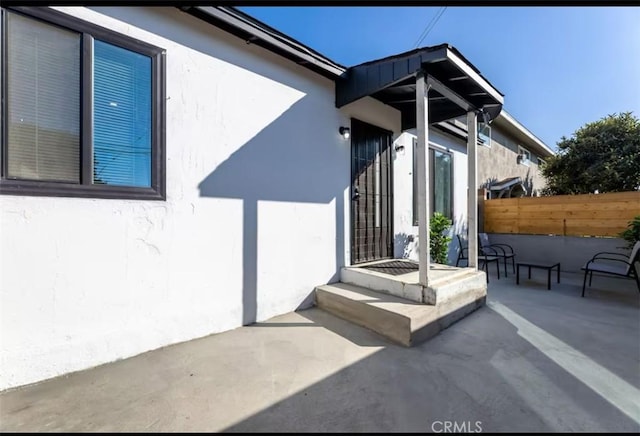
222,275 -> 639,432
1,273 -> 638,433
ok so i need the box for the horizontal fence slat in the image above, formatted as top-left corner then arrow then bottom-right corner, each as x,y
564,226 -> 628,237
516,201 -> 639,212
483,191 -> 640,237
496,210 -> 632,220
513,191 -> 640,204
485,211 -> 518,220
485,226 -> 519,233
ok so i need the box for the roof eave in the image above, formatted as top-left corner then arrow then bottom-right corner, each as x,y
445,47 -> 503,106
336,45 -> 504,126
179,6 -> 346,80
335,46 -> 449,108
494,111 -> 555,157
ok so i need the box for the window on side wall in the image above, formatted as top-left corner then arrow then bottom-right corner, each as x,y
478,123 -> 491,147
517,145 -> 531,166
412,138 -> 453,226
1,8 -> 166,199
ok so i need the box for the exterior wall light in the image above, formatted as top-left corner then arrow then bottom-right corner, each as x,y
394,144 -> 405,153
339,126 -> 350,140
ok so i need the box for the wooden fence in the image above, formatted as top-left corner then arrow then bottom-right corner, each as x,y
483,191 -> 640,237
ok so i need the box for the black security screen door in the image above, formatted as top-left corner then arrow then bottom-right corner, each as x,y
350,118 -> 393,264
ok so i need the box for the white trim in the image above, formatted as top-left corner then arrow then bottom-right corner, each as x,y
478,124 -> 491,147
467,110 -> 478,269
428,141 -> 449,153
440,113 -> 551,158
500,110 -> 554,156
416,72 -> 431,285
446,47 -> 504,105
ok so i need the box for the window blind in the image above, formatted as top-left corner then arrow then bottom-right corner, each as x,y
93,40 -> 152,187
6,12 -> 81,182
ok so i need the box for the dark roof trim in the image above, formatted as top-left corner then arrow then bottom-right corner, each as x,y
179,6 -> 345,80
351,43 -> 485,81
336,45 -> 503,109
178,6 -> 512,130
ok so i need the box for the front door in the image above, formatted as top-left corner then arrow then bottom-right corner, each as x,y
350,118 -> 393,264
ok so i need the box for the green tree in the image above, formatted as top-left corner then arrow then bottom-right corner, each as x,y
541,112 -> 640,195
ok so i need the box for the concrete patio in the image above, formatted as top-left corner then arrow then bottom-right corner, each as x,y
1,271 -> 638,432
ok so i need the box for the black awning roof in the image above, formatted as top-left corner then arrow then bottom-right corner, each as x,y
336,44 -> 504,130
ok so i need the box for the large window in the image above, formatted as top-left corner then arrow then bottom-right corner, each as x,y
1,7 -> 165,199
412,138 -> 453,225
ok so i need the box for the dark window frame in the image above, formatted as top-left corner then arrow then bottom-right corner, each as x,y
412,138 -> 454,226
0,7 -> 166,200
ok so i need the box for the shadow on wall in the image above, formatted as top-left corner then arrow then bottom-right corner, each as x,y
198,97 -> 348,326
480,176 -> 498,192
394,232 -> 417,260
395,217 -> 466,266
523,169 -> 535,197
90,8 -> 351,326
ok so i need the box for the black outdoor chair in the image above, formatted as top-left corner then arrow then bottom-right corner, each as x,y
479,232 -> 516,277
581,241 -> 640,297
455,234 -> 501,283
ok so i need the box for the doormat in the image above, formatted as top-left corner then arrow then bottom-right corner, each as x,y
359,260 -> 419,276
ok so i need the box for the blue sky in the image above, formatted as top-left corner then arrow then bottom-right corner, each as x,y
240,6 -> 640,150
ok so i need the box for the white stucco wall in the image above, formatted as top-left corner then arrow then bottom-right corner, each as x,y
0,6 -> 401,390
392,128 -> 469,264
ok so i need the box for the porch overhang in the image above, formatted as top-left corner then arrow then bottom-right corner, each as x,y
335,44 -> 504,129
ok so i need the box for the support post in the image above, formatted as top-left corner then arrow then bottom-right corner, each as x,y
416,72 -> 430,286
467,110 -> 478,269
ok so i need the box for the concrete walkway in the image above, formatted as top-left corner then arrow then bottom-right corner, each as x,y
1,272 -> 638,432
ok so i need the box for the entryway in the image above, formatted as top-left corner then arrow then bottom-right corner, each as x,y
350,118 -> 393,265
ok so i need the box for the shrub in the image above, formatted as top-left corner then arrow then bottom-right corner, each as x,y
430,212 -> 452,264
619,215 -> 640,249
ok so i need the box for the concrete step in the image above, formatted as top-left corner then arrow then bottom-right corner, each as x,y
340,266 -> 425,303
430,269 -> 487,304
315,282 -> 486,347
340,263 -> 486,305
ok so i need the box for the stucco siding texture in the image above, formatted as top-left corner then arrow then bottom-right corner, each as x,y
0,6 -> 402,389
477,126 -> 547,197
